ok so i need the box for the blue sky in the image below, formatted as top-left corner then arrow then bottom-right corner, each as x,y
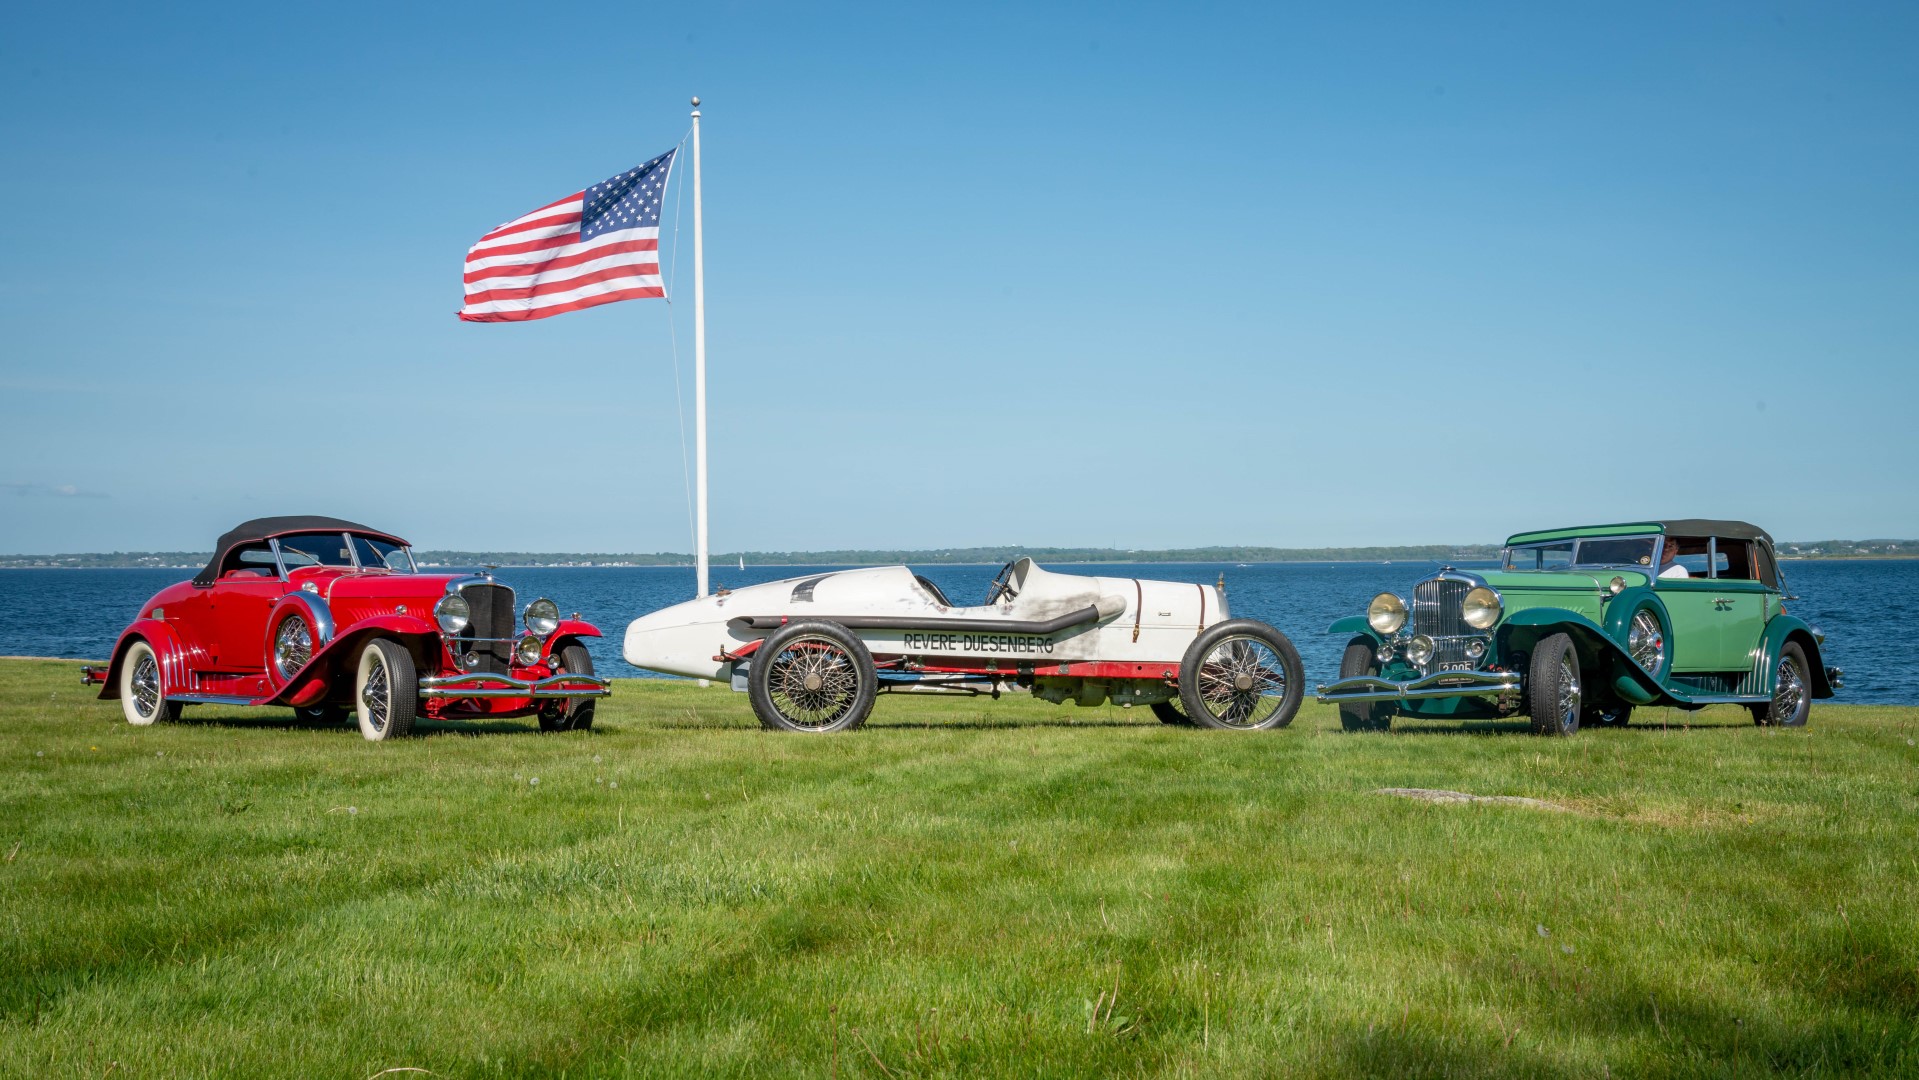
2,2 -> 1914,554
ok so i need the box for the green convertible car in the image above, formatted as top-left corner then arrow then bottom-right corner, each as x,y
1315,520 -> 1842,735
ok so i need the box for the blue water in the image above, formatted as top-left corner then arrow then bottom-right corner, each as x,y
3,559 -> 1909,704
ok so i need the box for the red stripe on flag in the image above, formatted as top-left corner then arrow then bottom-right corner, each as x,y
462,264 -> 661,306
463,229 -> 585,261
457,285 -> 666,322
462,239 -> 660,284
479,209 -> 584,243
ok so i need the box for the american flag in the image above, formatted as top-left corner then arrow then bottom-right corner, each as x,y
459,150 -> 675,322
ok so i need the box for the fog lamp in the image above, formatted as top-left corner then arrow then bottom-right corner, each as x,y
461,652 -> 481,670
1610,576 -> 1626,594
516,635 -> 543,666
1466,639 -> 1487,659
1406,635 -> 1435,666
1376,644 -> 1395,664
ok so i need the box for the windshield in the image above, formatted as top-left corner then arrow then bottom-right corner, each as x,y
352,535 -> 414,572
276,532 -> 357,569
1505,535 -> 1658,570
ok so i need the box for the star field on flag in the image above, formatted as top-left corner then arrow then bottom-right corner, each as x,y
459,150 -> 675,322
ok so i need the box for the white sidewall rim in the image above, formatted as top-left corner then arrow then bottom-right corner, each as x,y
120,640 -> 161,726
355,643 -> 386,741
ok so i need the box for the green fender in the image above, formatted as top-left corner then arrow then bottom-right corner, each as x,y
1328,616 -> 1380,643
1499,606 -> 1667,706
1759,614 -> 1837,699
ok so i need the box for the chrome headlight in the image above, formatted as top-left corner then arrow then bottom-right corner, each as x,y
1462,586 -> 1502,630
434,593 -> 470,634
524,597 -> 561,637
1406,635 -> 1435,666
1368,592 -> 1408,635
516,635 -> 544,666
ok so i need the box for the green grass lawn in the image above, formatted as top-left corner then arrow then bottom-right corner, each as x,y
3,658 -> 1916,1078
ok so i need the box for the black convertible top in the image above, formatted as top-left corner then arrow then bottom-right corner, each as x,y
194,516 -> 408,586
1658,520 -> 1773,546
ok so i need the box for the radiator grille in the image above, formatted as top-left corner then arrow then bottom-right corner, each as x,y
1412,577 -> 1476,672
1413,578 -> 1470,638
459,583 -> 516,674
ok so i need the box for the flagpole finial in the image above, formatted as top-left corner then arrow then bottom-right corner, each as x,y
690,96 -> 700,112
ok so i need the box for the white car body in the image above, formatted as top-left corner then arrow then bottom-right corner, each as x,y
625,558 -> 1230,706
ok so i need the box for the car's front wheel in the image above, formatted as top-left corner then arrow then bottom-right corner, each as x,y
1337,639 -> 1392,732
354,638 -> 417,741
1178,619 -> 1305,731
1527,633 -> 1582,736
748,621 -> 876,733
1751,642 -> 1811,728
119,640 -> 183,726
538,643 -> 598,732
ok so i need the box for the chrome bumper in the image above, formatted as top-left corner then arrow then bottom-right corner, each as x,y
1316,670 -> 1520,704
418,672 -> 612,699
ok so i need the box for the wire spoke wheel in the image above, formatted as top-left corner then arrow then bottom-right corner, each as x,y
130,653 -> 160,719
1178,621 -> 1304,731
748,621 -> 877,733
1193,637 -> 1289,728
360,651 -> 391,734
1556,654 -> 1581,726
767,638 -> 862,729
353,638 -> 416,741
273,614 -> 313,681
1526,632 -> 1582,736
1627,609 -> 1665,673
1773,653 -> 1806,721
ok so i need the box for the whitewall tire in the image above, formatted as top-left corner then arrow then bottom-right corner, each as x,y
354,638 -> 417,741
119,640 -> 182,726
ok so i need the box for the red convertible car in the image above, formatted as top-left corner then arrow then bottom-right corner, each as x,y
82,516 -> 610,740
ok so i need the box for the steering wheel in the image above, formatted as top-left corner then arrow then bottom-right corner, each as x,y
984,561 -> 1019,606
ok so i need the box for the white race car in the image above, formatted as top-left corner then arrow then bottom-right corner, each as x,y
623,558 -> 1305,733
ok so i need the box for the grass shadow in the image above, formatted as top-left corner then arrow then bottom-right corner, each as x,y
166,709 -> 536,737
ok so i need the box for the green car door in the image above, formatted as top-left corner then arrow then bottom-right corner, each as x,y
1655,537 -> 1772,672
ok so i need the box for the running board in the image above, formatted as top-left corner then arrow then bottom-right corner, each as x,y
1665,693 -> 1770,706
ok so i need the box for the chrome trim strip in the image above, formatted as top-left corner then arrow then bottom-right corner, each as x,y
1315,670 -> 1520,704
443,572 -> 497,595
168,693 -> 256,706
417,672 -> 612,699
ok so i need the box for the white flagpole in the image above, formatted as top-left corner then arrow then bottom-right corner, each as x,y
690,96 -> 709,599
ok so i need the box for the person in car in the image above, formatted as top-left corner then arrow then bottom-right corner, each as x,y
1659,539 -> 1691,579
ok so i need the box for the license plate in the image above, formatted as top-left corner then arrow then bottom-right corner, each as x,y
1439,662 -> 1475,672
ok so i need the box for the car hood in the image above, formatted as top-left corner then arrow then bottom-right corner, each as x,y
1466,569 -> 1649,592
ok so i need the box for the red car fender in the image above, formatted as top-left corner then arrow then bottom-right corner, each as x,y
267,613 -> 440,707
96,620 -> 190,701
538,619 -> 603,663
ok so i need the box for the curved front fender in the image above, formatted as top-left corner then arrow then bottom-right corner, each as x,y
1328,616 -> 1379,642
1762,614 -> 1837,699
97,620 -> 190,700
553,618 -> 602,640
1500,607 -> 1667,705
267,613 -> 440,706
